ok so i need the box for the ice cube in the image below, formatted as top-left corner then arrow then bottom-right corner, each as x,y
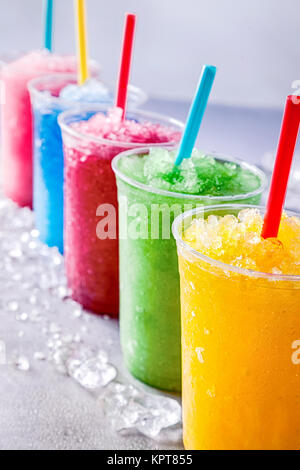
99,382 -> 182,439
12,355 -> 30,371
68,356 -> 117,390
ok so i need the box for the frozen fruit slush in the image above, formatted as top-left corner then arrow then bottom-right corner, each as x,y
175,206 -> 300,450
1,50 -> 81,207
30,74 -> 79,254
113,148 -> 266,392
59,107 -> 183,316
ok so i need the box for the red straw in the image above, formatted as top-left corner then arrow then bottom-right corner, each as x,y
262,95 -> 300,239
115,13 -> 137,119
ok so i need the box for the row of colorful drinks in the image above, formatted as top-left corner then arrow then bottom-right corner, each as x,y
1,50 -> 300,450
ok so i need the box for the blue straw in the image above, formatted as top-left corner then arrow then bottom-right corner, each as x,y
44,0 -> 54,51
174,65 -> 217,166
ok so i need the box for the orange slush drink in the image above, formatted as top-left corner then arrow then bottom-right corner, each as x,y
174,205 -> 300,450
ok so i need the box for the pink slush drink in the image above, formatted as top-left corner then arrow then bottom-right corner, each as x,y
58,106 -> 183,315
0,50 -> 89,207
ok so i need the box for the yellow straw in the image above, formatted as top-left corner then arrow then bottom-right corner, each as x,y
75,0 -> 89,85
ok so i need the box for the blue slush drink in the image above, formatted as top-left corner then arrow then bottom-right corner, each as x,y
29,74 -> 147,253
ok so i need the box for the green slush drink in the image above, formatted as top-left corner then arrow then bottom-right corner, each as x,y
112,147 -> 266,392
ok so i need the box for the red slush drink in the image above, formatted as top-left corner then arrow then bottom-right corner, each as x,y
0,50 -> 96,207
59,106 -> 183,315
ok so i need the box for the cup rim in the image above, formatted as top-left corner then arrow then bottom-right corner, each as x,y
28,72 -> 148,108
58,105 -> 184,148
112,147 -> 267,202
172,203 -> 300,282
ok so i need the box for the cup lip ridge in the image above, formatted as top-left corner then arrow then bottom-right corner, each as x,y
58,105 -> 184,149
172,203 -> 300,283
112,147 -> 267,202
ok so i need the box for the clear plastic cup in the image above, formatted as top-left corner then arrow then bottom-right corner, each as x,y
28,73 -> 146,253
173,204 -> 300,450
58,106 -> 183,316
0,50 -> 99,208
112,150 -> 266,392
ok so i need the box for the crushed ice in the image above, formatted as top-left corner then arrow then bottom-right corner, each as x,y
60,78 -> 113,104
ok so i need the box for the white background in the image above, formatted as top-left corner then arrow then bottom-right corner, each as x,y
0,0 -> 299,108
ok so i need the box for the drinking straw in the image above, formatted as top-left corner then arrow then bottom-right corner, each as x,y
75,0 -> 89,85
115,13 -> 137,119
262,95 -> 300,239
174,65 -> 217,166
44,0 -> 54,51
